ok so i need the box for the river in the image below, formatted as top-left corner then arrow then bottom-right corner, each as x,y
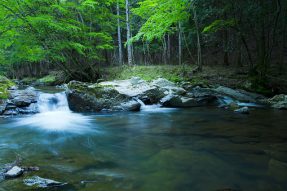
0,88 -> 287,191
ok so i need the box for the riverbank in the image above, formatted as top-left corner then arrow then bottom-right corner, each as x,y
18,65 -> 287,96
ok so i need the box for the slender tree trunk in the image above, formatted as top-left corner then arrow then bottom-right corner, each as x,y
279,2 -> 286,73
223,13 -> 229,66
117,0 -> 123,65
125,0 -> 133,65
167,34 -> 171,64
178,22 -> 182,65
162,35 -> 167,65
192,3 -> 202,71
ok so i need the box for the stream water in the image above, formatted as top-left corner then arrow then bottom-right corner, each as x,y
0,88 -> 287,191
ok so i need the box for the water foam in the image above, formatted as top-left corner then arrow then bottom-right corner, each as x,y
15,92 -> 93,134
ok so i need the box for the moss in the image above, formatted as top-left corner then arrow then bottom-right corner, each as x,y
103,65 -> 195,83
37,74 -> 57,85
189,77 -> 209,87
0,75 -> 15,99
21,77 -> 37,85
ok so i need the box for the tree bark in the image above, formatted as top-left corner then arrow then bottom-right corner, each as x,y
125,0 -> 133,65
117,0 -> 123,65
192,3 -> 202,71
178,22 -> 182,65
167,34 -> 171,64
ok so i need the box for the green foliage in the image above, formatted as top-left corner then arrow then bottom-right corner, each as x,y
37,75 -> 57,85
0,0 -> 115,80
132,0 -> 189,42
0,75 -> 15,99
104,65 -> 195,82
202,19 -> 236,33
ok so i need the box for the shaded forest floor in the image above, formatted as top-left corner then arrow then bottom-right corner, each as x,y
101,64 -> 287,96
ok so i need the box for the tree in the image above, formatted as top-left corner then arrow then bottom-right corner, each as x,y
125,0 -> 133,65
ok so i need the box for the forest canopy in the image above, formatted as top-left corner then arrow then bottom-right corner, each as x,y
0,0 -> 286,91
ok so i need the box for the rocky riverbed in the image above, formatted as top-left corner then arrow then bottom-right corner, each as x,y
66,77 -> 287,113
1,77 -> 287,116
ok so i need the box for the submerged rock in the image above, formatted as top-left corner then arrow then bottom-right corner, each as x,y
234,106 -> 250,114
23,176 -> 67,188
4,166 -> 24,178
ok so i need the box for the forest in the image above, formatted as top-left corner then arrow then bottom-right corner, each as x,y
0,0 -> 286,91
0,0 -> 287,191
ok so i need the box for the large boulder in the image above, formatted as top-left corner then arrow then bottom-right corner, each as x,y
0,87 -> 38,115
215,86 -> 263,103
161,87 -> 218,107
9,87 -> 37,107
99,77 -> 168,104
66,81 -> 141,112
267,94 -> 287,109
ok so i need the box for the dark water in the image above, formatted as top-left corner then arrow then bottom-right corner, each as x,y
0,104 -> 287,190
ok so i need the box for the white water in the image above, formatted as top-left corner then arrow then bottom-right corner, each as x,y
136,98 -> 177,112
219,96 -> 263,108
15,92 -> 93,133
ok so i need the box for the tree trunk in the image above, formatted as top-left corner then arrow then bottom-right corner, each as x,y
223,13 -> 229,66
167,34 -> 171,64
163,35 -> 167,65
117,0 -> 123,65
192,3 -> 202,71
125,0 -> 133,65
178,22 -> 182,65
279,2 -> 286,73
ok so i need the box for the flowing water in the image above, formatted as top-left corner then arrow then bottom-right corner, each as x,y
0,88 -> 287,191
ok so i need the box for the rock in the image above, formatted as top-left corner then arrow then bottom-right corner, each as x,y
161,94 -> 217,108
23,176 -> 67,188
4,166 -> 24,178
0,100 -> 7,114
0,87 -> 39,115
3,109 -> 18,115
151,78 -> 186,95
227,101 -> 240,110
161,86 -> 218,108
66,81 -> 139,112
119,100 -> 141,111
215,86 -> 257,102
267,94 -> 287,109
99,77 -> 152,97
9,87 -> 38,107
151,78 -> 176,88
234,106 -> 250,114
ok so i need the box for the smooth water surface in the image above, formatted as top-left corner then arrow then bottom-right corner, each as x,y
0,91 -> 287,191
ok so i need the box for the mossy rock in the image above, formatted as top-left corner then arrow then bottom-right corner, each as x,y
36,75 -> 57,85
36,71 -> 67,86
0,75 -> 15,99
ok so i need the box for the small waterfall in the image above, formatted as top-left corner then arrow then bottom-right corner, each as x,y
14,91 -> 92,133
135,98 -> 175,112
37,92 -> 70,113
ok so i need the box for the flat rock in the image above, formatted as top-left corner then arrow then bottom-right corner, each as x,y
215,86 -> 256,102
234,106 -> 250,114
4,166 -> 24,178
23,176 -> 67,188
